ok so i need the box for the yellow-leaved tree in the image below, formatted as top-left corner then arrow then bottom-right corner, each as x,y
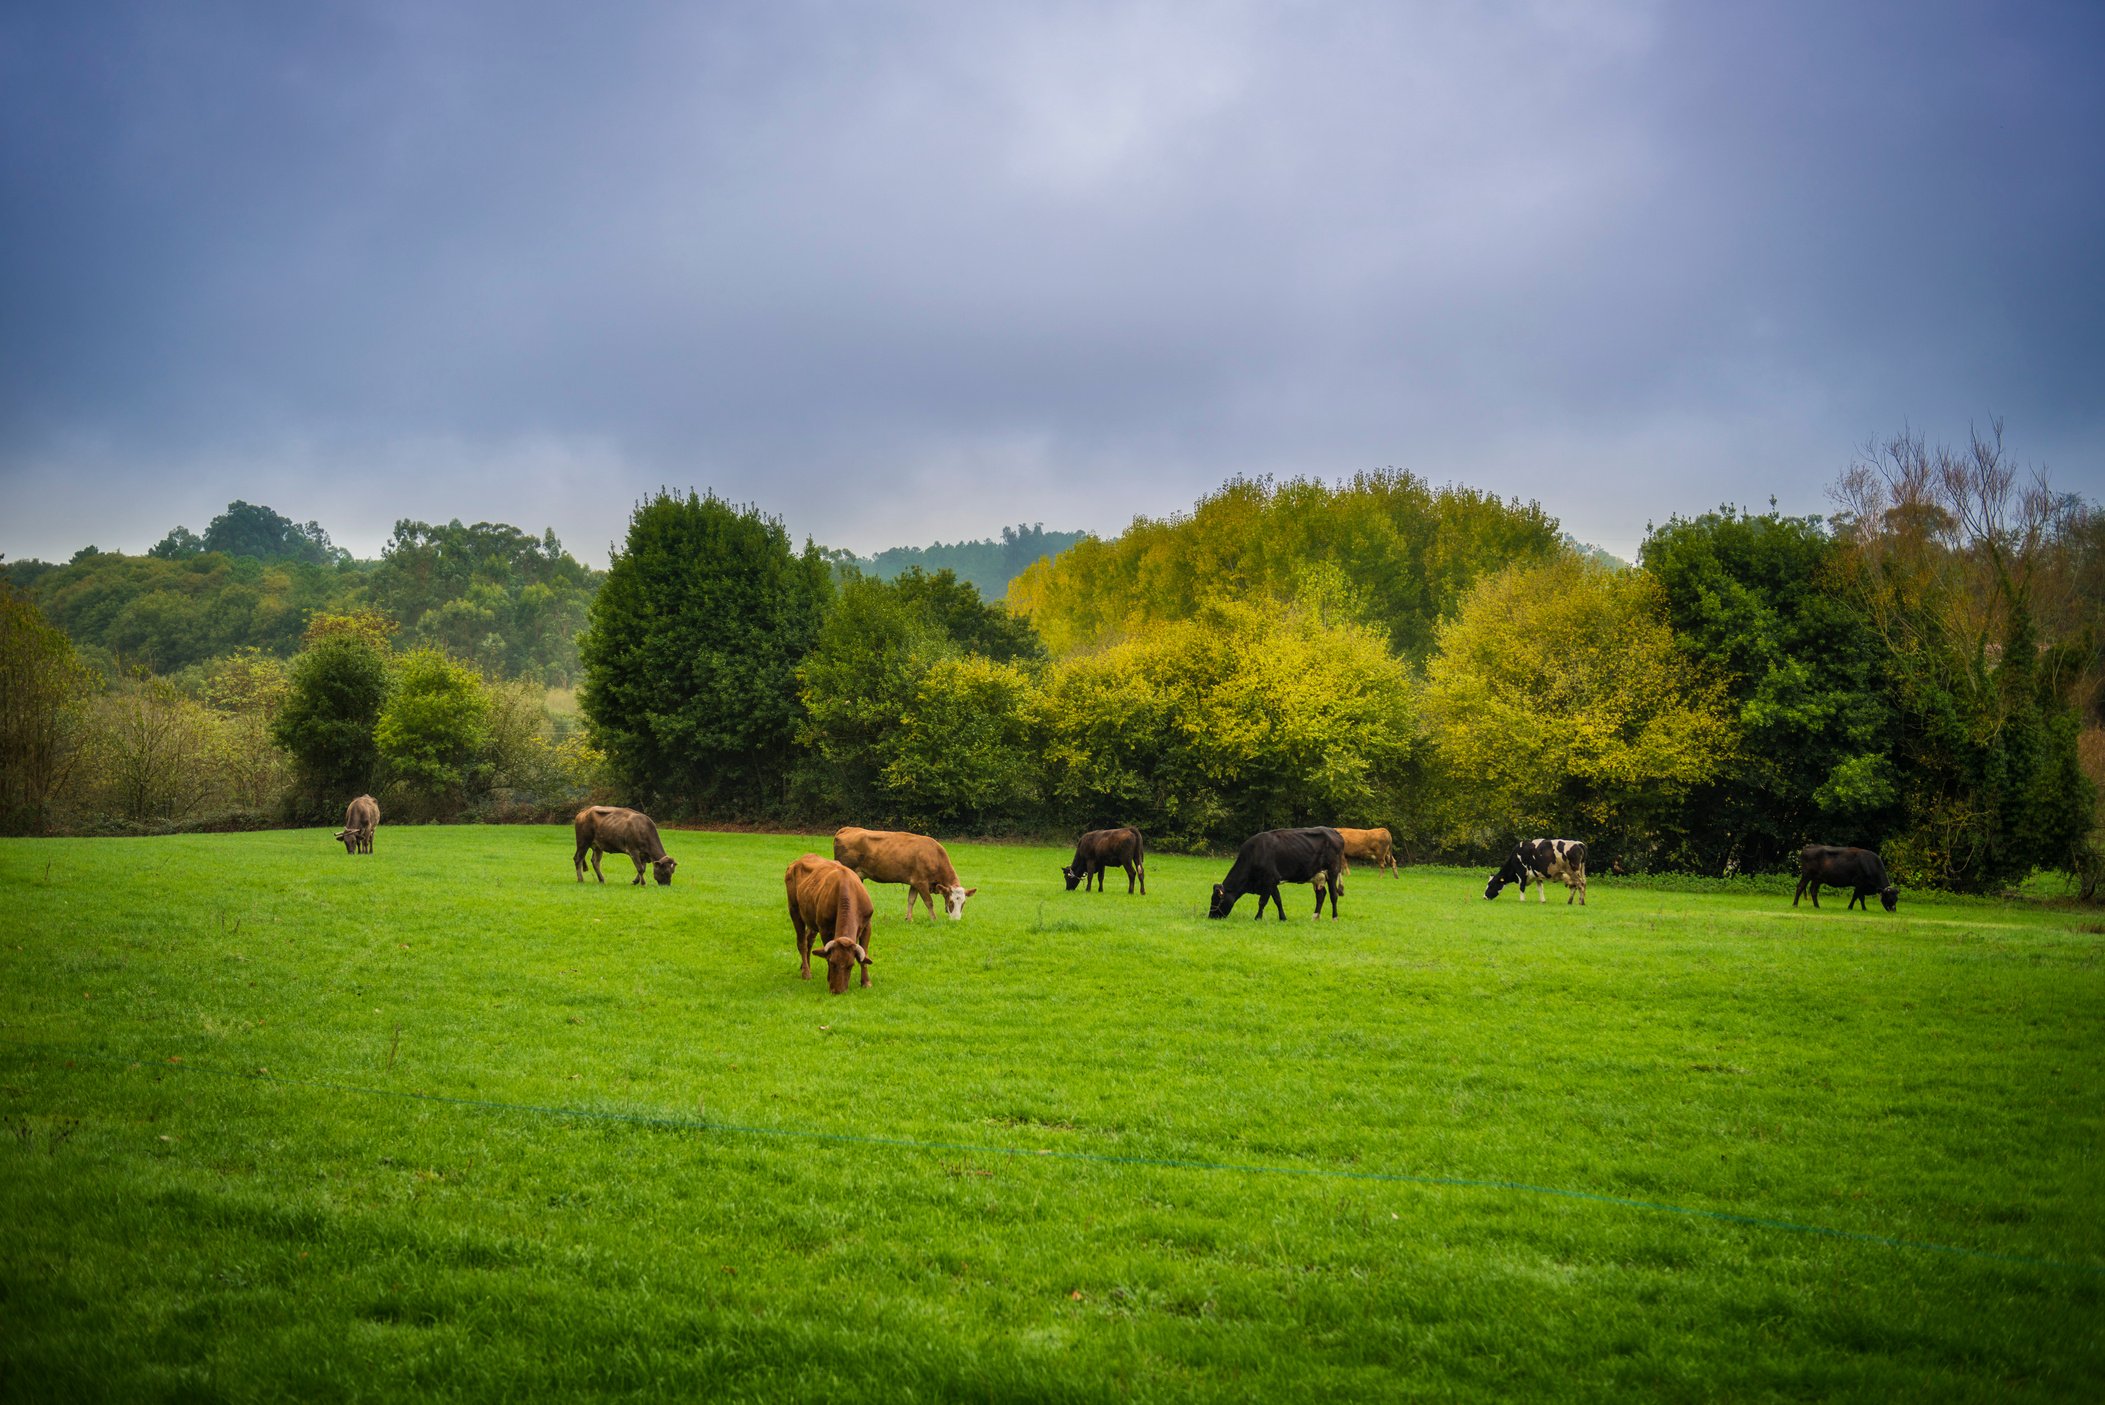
1423,556 -> 1735,858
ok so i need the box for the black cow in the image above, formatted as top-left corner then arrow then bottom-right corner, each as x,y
1793,845 -> 1897,911
1209,827 -> 1346,920
1485,839 -> 1588,905
1063,827 -> 1146,894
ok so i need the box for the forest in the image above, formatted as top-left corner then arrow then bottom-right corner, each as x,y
3,429 -> 2101,895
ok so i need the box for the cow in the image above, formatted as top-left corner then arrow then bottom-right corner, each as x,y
1485,839 -> 1588,905
333,795 -> 379,855
832,826 -> 977,921
785,855 -> 875,993
1062,827 -> 1146,894
1209,827 -> 1346,921
1793,845 -> 1897,911
572,806 -> 678,886
1334,826 -> 1399,877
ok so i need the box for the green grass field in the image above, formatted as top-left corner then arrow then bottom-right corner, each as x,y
2,827 -> 2100,1401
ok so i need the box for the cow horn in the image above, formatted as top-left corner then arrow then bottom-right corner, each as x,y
854,943 -> 869,963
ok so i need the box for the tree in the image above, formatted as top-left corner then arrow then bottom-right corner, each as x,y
883,656 -> 1040,829
796,573 -> 953,816
203,649 -> 291,810
1832,423 -> 2096,888
1007,470 -> 1561,660
203,500 -> 342,565
579,491 -> 832,812
273,633 -> 391,816
148,525 -> 205,559
1642,509 -> 1897,872
1422,556 -> 1736,861
375,649 -> 492,815
0,585 -> 98,834
1030,598 -> 1419,848
93,670 -> 220,824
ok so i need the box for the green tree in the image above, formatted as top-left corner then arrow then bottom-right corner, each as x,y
376,649 -> 492,815
579,492 -> 832,812
883,656 -> 1040,830
1642,509 -> 1897,872
0,585 -> 98,834
1423,556 -> 1736,861
1031,598 -> 1419,848
202,500 -> 342,565
796,573 -> 953,817
273,633 -> 391,817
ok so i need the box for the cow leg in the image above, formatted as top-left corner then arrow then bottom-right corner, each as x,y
860,928 -> 873,987
1810,882 -> 1821,908
590,847 -> 606,883
920,887 -> 936,920
1137,861 -> 1146,896
1792,875 -> 1807,906
631,853 -> 648,885
1575,864 -> 1586,905
1272,883 -> 1288,921
574,843 -> 588,881
1093,867 -> 1105,892
1125,862 -> 1137,894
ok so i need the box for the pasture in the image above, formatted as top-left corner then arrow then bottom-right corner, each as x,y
1,827 -> 2100,1401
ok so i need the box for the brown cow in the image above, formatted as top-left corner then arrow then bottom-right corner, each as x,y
333,795 -> 379,855
1333,826 -> 1398,877
785,855 -> 875,993
832,826 -> 977,921
1062,827 -> 1146,894
573,806 -> 678,885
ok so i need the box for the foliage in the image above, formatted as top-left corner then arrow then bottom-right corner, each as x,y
1642,509 -> 1898,872
854,523 -> 1088,600
7,549 -> 327,672
1423,556 -> 1736,859
883,656 -> 1040,829
302,608 -> 398,651
272,633 -> 392,817
887,568 -> 1046,665
369,519 -> 600,684
201,649 -> 292,811
374,649 -> 492,815
579,491 -> 833,812
1833,424 -> 2096,889
1007,470 -> 1561,661
86,671 -> 222,825
1031,598 -> 1419,848
199,499 -> 344,565
795,574 -> 955,817
0,585 -> 98,834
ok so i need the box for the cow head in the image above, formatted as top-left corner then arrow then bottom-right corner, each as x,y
1879,885 -> 1898,912
940,883 -> 978,920
652,855 -> 678,886
1484,854 -> 1530,899
819,935 -> 870,994
334,828 -> 356,855
1208,883 -> 1233,919
1061,865 -> 1083,890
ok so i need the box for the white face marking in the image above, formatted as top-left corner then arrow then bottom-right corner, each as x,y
944,885 -> 970,920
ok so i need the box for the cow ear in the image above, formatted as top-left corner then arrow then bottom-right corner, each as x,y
963,887 -> 978,897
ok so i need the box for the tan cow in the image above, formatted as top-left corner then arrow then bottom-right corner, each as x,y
573,806 -> 678,885
1334,826 -> 1398,877
832,826 -> 977,921
334,795 -> 379,855
785,855 -> 875,993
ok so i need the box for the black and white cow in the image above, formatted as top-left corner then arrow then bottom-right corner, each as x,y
1792,845 -> 1897,911
1484,838 -> 1588,905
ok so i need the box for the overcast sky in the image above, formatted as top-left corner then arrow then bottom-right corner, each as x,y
3,1 -> 2101,566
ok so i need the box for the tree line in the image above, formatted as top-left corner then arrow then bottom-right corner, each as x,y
4,433 -> 2098,896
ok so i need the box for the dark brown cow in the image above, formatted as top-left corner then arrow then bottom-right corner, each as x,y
832,826 -> 976,921
333,795 -> 379,855
573,806 -> 678,885
785,855 -> 876,993
1793,845 -> 1897,911
1333,826 -> 1398,877
1062,827 -> 1146,894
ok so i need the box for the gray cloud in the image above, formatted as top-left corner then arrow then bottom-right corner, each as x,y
4,1 -> 2100,566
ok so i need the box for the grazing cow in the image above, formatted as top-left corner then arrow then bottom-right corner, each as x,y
333,795 -> 379,855
1334,826 -> 1399,877
573,806 -> 678,886
1793,845 -> 1898,912
785,855 -> 875,993
1209,827 -> 1346,921
1485,839 -> 1588,905
832,826 -> 977,921
1062,827 -> 1146,894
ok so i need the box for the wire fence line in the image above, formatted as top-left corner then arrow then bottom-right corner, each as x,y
8,1042 -> 2100,1278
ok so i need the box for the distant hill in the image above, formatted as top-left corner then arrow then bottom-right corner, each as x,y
850,524 -> 1088,600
